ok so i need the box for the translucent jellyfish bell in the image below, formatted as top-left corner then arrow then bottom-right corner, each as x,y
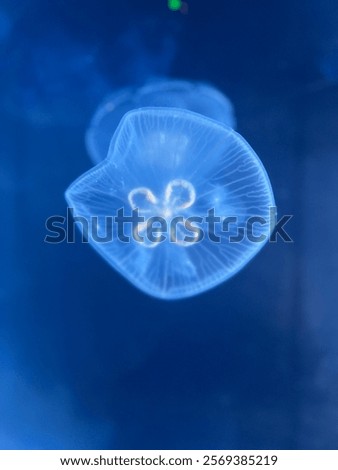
85,80 -> 236,164
66,87 -> 275,299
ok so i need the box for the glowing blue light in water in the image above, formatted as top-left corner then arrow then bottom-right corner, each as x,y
66,81 -> 275,300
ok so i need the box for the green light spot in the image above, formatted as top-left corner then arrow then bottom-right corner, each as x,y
168,0 -> 182,11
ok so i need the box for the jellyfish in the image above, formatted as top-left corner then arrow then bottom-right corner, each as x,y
65,80 -> 275,300
86,80 -> 236,164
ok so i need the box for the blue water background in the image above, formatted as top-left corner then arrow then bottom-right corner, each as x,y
1,0 -> 338,449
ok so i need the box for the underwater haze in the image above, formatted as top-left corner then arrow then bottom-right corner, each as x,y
1,0 -> 338,449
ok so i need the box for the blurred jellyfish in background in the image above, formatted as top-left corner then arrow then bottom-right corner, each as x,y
86,80 -> 236,164
66,81 -> 275,299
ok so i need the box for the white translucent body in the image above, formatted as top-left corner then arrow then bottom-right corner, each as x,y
86,80 -> 236,165
66,108 -> 275,300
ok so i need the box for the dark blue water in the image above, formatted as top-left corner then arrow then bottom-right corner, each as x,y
1,0 -> 338,449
